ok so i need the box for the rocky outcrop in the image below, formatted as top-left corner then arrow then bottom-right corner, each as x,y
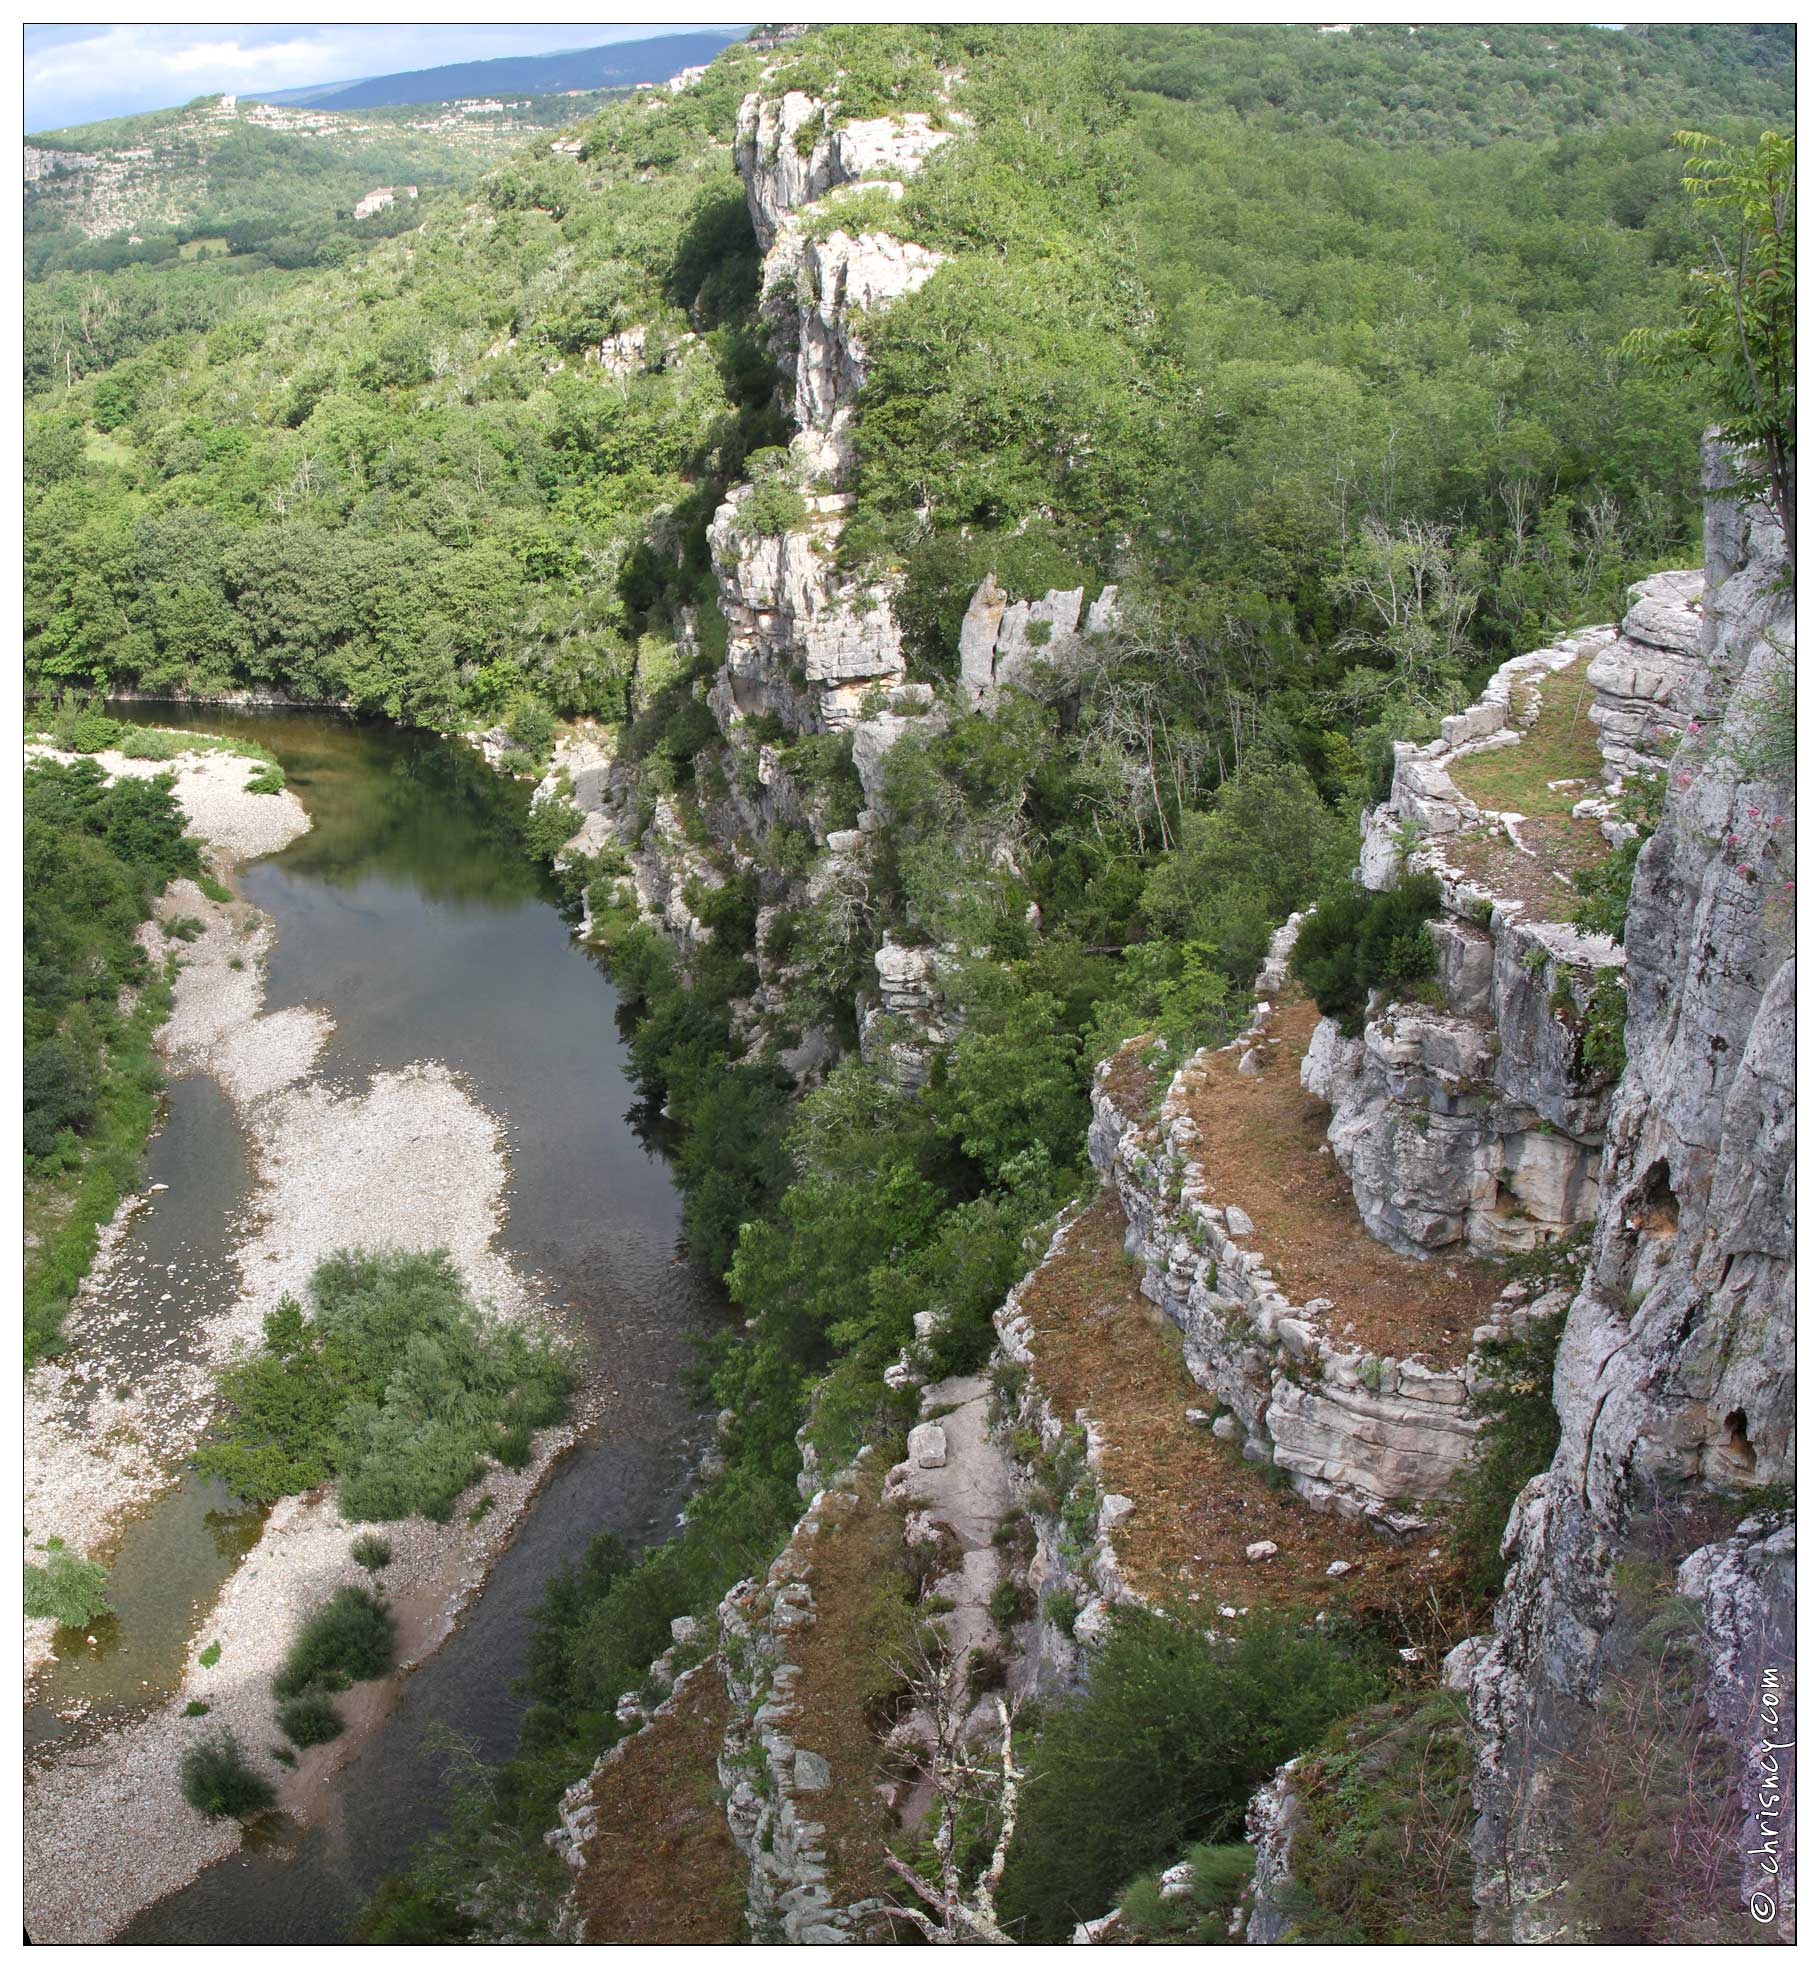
1466,453 -> 1795,1940
1301,914 -> 1620,1258
1243,1760 -> 1306,1944
1085,940 -> 1547,1532
958,575 -> 1119,710
857,939 -> 954,1091
848,682 -> 944,813
767,226 -> 946,467
708,493 -> 907,734
1320,622 -> 1666,1259
992,1214 -> 1133,1674
1586,568 -> 1707,781
1323,573 -> 1708,1262
1357,628 -> 1618,891
716,1460 -> 891,1945
576,81 -> 962,1073
734,92 -> 951,252
708,89 -> 953,742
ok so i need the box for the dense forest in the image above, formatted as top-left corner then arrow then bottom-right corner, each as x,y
23,89 -> 638,381
21,19 -> 1794,1944
24,22 -> 1792,755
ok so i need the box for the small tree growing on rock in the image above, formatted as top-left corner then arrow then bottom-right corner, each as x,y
879,1635 -> 1026,1944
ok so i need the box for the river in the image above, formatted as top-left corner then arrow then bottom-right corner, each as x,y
54,709 -> 722,1943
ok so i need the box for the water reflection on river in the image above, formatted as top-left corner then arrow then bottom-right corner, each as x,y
94,709 -> 722,1944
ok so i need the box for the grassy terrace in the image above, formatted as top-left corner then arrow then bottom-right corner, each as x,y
571,1666 -> 745,1945
780,1468 -> 917,1913
1441,652 -> 1614,918
1446,655 -> 1606,817
1181,1000 -> 1499,1366
1014,1192 -> 1480,1655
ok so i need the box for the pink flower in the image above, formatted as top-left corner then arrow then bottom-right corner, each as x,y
1785,881 -> 1796,892
1739,864 -> 1751,876
1748,807 -> 1760,819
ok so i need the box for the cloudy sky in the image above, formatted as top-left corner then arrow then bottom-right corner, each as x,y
24,22 -> 724,130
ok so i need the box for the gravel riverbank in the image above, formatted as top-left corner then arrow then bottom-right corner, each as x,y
23,739 -> 588,1942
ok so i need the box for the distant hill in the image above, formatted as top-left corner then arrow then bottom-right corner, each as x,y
246,28 -> 747,111
23,93 -> 568,267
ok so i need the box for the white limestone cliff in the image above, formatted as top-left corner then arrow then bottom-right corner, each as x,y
1465,449 -> 1795,1940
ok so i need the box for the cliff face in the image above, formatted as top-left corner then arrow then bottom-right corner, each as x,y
596,72 -> 1118,1092
1467,453 -> 1796,1939
1083,925 -> 1554,1533
711,89 -> 951,740
1310,570 -> 1708,1261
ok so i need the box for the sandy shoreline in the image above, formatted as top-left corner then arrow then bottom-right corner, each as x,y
22,739 -> 591,1942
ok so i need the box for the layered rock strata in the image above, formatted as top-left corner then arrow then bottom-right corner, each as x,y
1313,577 -> 1706,1260
1088,976 -> 1544,1533
1466,455 -> 1795,1940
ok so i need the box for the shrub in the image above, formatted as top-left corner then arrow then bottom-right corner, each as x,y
989,1577 -> 1032,1630
272,1585 -> 396,1699
1572,774 -> 1662,940
1116,1840 -> 1256,1943
998,1607 -> 1385,1941
1580,968 -> 1629,1078
1276,1695 -> 1475,1943
69,709 -> 123,754
505,696 -> 556,758
162,914 -> 207,942
277,1689 -> 346,1748
1042,1589 -> 1080,1638
183,1700 -> 211,1717
244,764 -> 285,796
194,1249 -> 577,1521
350,1533 -> 393,1572
1290,874 -> 1443,1031
738,479 -> 809,536
198,1639 -> 222,1668
1447,1295 -> 1571,1595
22,1544 -> 111,1626
23,1039 -> 99,1159
179,1731 -> 275,1819
523,793 -> 581,863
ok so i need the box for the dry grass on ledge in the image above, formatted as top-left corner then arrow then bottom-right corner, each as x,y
1183,998 -> 1500,1367
572,1664 -> 746,1946
1014,1193 -> 1475,1644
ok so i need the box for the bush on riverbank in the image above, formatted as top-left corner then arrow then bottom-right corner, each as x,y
273,1584 -> 396,1699
22,1540 -> 112,1627
179,1731 -> 275,1819
351,1533 -> 393,1572
194,1249 -> 578,1520
23,754 -> 201,1366
276,1689 -> 348,1748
